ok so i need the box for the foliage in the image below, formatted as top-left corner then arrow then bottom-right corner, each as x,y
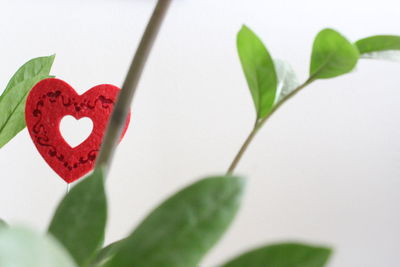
0,24 -> 399,267
309,28 -> 359,80
237,25 -> 277,119
0,227 -> 76,267
48,169 -> 107,266
105,176 -> 244,267
0,55 -> 55,148
355,35 -> 400,61
220,243 -> 332,267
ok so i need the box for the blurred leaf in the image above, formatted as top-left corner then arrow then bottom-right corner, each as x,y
105,176 -> 245,267
0,227 -> 77,267
90,240 -> 123,267
355,35 -> 400,61
0,55 -> 55,148
273,59 -> 299,104
309,29 -> 359,80
237,25 -> 277,119
0,219 -> 7,228
48,169 -> 107,266
220,242 -> 332,267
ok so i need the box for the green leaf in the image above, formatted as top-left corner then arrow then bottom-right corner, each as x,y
0,219 -> 7,228
0,55 -> 55,148
309,29 -> 359,80
355,35 -> 400,61
237,25 -> 278,119
90,240 -> 123,267
48,169 -> 107,266
105,176 -> 245,267
274,59 -> 299,104
0,227 -> 77,267
220,242 -> 332,267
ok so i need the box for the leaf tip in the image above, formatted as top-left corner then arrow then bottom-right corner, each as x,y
240,24 -> 249,31
48,54 -> 56,63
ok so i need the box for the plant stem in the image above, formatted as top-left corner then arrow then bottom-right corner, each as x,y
226,78 -> 313,174
226,120 -> 259,175
95,0 -> 172,173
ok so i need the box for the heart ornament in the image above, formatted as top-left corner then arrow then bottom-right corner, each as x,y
25,78 -> 130,183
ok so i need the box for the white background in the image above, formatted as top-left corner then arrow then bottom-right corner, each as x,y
1,0 -> 400,266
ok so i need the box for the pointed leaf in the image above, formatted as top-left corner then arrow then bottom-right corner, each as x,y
105,176 -> 245,267
310,29 -> 359,80
0,55 -> 55,148
220,242 -> 332,267
355,35 -> 400,61
237,25 -> 277,119
0,227 -> 77,267
48,169 -> 107,266
274,59 -> 299,104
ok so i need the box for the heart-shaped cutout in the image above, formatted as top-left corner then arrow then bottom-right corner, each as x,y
25,78 -> 130,183
60,116 -> 94,148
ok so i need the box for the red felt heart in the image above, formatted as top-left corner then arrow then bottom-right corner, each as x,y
25,78 -> 130,183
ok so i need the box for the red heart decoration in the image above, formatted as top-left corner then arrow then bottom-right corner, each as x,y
25,78 -> 130,183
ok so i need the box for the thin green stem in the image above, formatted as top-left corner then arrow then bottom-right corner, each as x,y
226,78 -> 313,175
226,120 -> 259,175
95,0 -> 172,173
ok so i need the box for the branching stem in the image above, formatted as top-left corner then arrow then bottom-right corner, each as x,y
226,78 -> 313,174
